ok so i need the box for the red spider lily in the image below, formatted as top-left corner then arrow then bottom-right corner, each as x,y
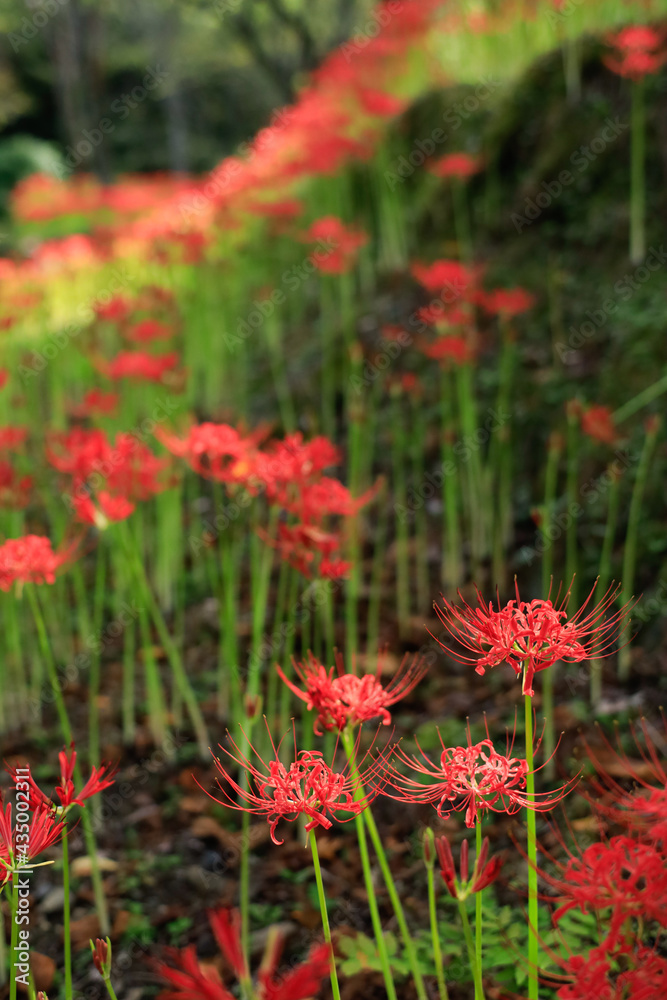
90,937 -> 112,979
420,335 -> 474,366
383,730 -> 575,827
97,349 -> 180,383
411,259 -> 480,296
257,522 -> 341,579
94,295 -> 133,324
302,216 -> 368,274
417,302 -> 472,328
544,835 -> 667,946
157,422 -> 264,488
0,796 -> 64,882
435,834 -> 502,899
46,428 -> 112,480
68,389 -> 120,418
154,907 -> 330,1000
256,434 -> 340,500
72,490 -> 135,528
604,25 -> 667,80
0,426 -> 28,452
478,286 -> 536,316
579,404 -> 618,445
0,535 -> 77,592
580,716 -> 667,844
9,746 -> 117,813
0,461 -> 32,509
199,725 -> 384,845
429,152 -> 483,179
124,319 -> 174,344
319,556 -> 352,579
357,87 -> 407,117
276,650 -> 428,734
432,579 -> 635,696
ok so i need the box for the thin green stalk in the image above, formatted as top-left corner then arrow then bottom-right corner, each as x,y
540,433 -> 562,776
309,830 -> 341,1000
122,617 -> 136,745
240,808 -> 251,976
524,694 -> 539,1000
366,483 -> 389,662
591,467 -> 622,704
102,975 -> 120,1000
427,859 -> 449,1000
88,547 -> 107,773
342,729 -> 397,1000
392,392 -> 411,637
26,584 -> 72,743
62,825 -> 72,1000
565,406 -> 579,608
119,521 -> 209,757
618,418 -> 660,679
475,818 -> 483,977
362,808 -> 429,1000
452,180 -> 473,261
457,896 -> 485,1000
630,77 -> 646,265
441,369 -> 462,591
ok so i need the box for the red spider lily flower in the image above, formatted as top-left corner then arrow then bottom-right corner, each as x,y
68,389 -> 120,418
124,319 -> 174,344
579,404 -> 618,445
276,650 -> 428,734
154,907 -> 330,1000
97,350 -> 180,383
420,335 -> 474,366
46,428 -> 112,480
604,25 -> 667,80
319,556 -> 352,579
0,535 -> 77,592
90,937 -> 112,979
411,259 -> 480,296
432,579 -> 635,696
429,152 -> 483,179
0,427 -> 28,452
544,835 -> 667,945
478,286 -> 536,316
94,295 -> 133,324
72,490 -> 135,528
207,908 -> 248,981
553,941 -> 667,999
199,725 -> 384,845
258,522 -> 340,579
0,796 -> 64,882
157,422 -> 264,488
302,216 -> 368,274
435,834 -> 502,899
13,746 -> 117,812
383,730 -> 575,827
357,88 -> 407,117
153,944 -> 234,1000
580,716 -> 667,844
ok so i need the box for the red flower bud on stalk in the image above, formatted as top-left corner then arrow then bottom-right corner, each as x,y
90,937 -> 112,979
435,834 -> 502,900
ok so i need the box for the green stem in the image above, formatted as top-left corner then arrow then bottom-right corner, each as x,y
26,585 -> 72,743
102,976 -> 120,1000
524,694 -> 539,1000
630,77 -> 646,265
441,369 -> 462,591
240,808 -> 251,980
457,897 -> 485,1000
591,467 -> 621,704
618,419 -> 659,680
427,863 -> 449,1000
540,433 -> 562,776
309,830 -> 341,1000
62,825 -> 72,1000
475,818 -> 483,977
362,808 -> 429,1000
342,729 -> 398,1000
613,372 -> 667,425
392,394 -> 411,637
